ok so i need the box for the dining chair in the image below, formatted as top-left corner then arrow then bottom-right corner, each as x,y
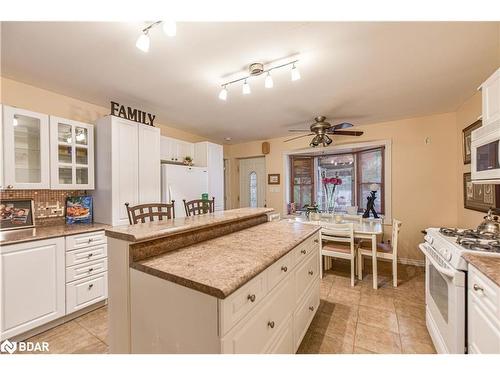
183,197 -> 215,216
125,202 -> 175,225
320,222 -> 357,287
357,219 -> 402,287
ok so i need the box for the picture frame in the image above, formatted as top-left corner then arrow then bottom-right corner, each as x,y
0,199 -> 35,231
268,173 -> 280,185
463,172 -> 500,213
462,120 -> 482,164
65,196 -> 93,224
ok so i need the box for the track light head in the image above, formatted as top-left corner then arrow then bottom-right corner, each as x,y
136,32 -> 150,52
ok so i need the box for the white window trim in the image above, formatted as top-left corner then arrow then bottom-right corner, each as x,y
283,139 -> 392,224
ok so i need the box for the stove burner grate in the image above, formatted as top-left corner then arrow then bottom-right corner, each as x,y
439,227 -> 499,241
456,238 -> 500,253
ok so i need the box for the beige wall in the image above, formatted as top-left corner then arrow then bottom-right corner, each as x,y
0,77 -> 208,143
456,92 -> 484,228
225,112 -> 459,262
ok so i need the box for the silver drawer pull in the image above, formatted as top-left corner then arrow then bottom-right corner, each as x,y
87,253 -> 93,258
88,238 -> 92,243
88,268 -> 94,273
309,306 -> 315,311
308,270 -> 314,276
281,265 -> 288,272
247,294 -> 256,303
88,284 -> 94,290
473,284 -> 484,293
314,239 -> 319,243
301,249 -> 306,254
267,321 -> 275,329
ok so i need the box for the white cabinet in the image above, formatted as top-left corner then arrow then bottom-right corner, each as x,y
0,237 -> 65,340
468,264 -> 500,354
49,116 -> 94,189
94,116 -> 160,226
160,136 -> 194,163
195,142 -> 224,211
479,68 -> 500,127
2,105 -> 50,189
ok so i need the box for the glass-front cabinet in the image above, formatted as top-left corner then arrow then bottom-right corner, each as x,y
2,105 -> 50,189
49,117 -> 94,189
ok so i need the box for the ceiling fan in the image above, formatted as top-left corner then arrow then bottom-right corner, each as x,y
284,116 -> 364,147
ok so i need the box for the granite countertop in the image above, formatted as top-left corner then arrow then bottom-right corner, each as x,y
105,207 -> 274,243
130,220 -> 321,299
463,253 -> 500,287
0,223 -> 110,246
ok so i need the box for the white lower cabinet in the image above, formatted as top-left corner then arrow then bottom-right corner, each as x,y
0,237 -> 65,340
468,264 -> 500,354
0,230 -> 108,340
130,232 -> 320,353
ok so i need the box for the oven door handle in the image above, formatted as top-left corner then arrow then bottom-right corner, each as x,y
418,243 -> 457,279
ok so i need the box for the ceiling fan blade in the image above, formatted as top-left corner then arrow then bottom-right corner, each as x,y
284,133 -> 314,142
288,129 -> 311,133
330,130 -> 364,136
332,122 -> 354,130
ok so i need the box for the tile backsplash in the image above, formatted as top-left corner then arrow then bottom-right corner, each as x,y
0,190 -> 88,225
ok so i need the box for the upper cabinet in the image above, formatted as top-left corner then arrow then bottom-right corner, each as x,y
160,136 -> 195,164
2,105 -> 50,189
50,116 -> 95,190
195,141 -> 224,211
479,68 -> 500,127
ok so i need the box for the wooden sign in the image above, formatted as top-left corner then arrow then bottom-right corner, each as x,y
110,101 -> 156,126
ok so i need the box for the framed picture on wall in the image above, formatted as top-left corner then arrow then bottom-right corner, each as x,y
268,174 -> 280,185
0,199 -> 35,231
462,120 -> 482,164
463,172 -> 500,213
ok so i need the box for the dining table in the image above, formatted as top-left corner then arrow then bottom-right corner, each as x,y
285,214 -> 384,289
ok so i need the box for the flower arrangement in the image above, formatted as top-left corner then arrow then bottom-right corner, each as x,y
321,171 -> 342,213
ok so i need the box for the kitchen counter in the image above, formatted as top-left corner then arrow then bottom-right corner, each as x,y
130,220 -> 321,299
0,222 -> 109,246
463,253 -> 500,287
105,207 -> 274,243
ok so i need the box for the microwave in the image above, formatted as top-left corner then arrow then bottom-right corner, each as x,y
471,121 -> 500,183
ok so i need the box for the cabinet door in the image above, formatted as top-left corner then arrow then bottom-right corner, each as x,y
50,116 -> 94,189
481,69 -> 500,126
112,119 -> 139,225
468,294 -> 500,354
138,125 -> 160,203
177,140 -> 194,163
2,105 -> 50,189
0,237 -> 65,340
207,143 -> 224,211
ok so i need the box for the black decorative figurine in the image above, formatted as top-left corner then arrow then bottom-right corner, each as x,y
362,185 -> 379,219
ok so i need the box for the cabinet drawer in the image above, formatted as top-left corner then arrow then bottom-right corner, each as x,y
294,279 -> 320,351
266,314 -> 294,354
221,273 -> 295,354
469,265 -> 500,321
66,244 -> 107,267
66,273 -> 108,313
66,258 -> 107,282
219,272 -> 268,336
293,234 -> 319,266
267,251 -> 294,291
65,231 -> 106,251
295,250 -> 319,303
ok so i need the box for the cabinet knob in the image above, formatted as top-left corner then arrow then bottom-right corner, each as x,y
308,270 -> 314,276
88,238 -> 92,243
7,185 -> 13,189
281,265 -> 288,273
267,321 -> 275,329
309,306 -> 315,311
473,284 -> 484,293
88,268 -> 94,273
314,239 -> 319,243
87,253 -> 93,258
247,294 -> 256,303
88,284 -> 94,290
301,249 -> 306,254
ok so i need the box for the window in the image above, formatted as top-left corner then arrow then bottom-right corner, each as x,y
290,157 -> 314,209
289,147 -> 385,214
249,171 -> 257,208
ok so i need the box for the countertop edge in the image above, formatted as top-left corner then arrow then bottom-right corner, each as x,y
462,253 -> 500,287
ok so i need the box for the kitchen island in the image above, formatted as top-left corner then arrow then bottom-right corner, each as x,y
105,208 -> 321,353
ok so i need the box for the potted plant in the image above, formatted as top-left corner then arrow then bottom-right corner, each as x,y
183,156 -> 194,166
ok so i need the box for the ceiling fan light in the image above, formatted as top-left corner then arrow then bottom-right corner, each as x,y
136,32 -> 150,52
218,86 -> 228,101
324,135 -> 333,145
163,20 -> 177,37
291,64 -> 301,81
265,72 -> 274,88
242,80 -> 251,95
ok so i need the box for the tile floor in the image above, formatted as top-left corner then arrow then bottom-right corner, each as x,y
15,260 -> 434,354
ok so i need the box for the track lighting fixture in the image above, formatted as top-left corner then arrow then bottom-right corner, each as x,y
218,58 -> 300,100
135,20 -> 176,52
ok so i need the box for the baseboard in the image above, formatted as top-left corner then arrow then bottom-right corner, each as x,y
398,257 -> 425,267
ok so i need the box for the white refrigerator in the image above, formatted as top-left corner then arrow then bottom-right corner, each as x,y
161,164 -> 209,218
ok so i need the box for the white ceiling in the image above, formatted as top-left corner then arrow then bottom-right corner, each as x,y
1,22 -> 499,143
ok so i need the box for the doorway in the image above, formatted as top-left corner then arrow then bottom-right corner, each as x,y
239,157 -> 266,208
